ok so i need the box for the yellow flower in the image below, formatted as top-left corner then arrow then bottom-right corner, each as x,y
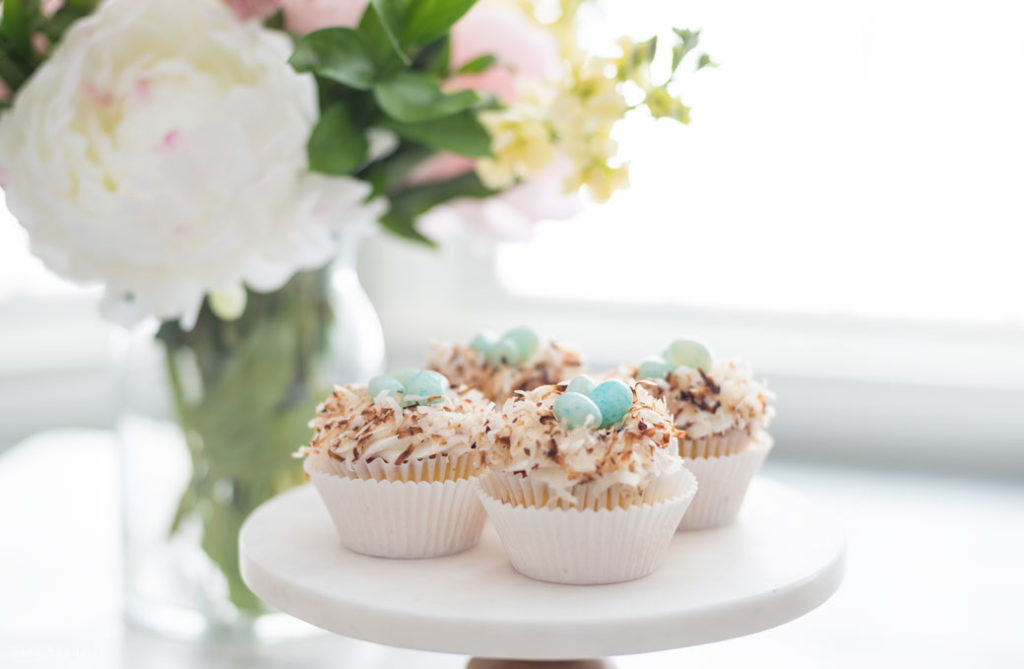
645,88 -> 691,123
475,157 -> 517,190
549,93 -> 584,139
558,125 -> 617,163
567,161 -> 630,203
615,36 -> 653,89
574,59 -> 627,110
550,62 -> 627,141
503,0 -> 703,206
476,108 -> 556,189
548,0 -> 587,57
615,36 -> 635,72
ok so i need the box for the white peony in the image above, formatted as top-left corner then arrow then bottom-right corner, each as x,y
0,0 -> 383,326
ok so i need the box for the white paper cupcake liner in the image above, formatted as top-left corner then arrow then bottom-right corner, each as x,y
679,428 -> 752,458
313,451 -> 485,482
476,468 -> 697,584
305,459 -> 487,558
482,469 -> 685,510
678,432 -> 773,531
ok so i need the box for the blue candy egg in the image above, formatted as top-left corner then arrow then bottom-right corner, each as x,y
470,331 -> 499,355
565,375 -> 597,396
663,339 -> 712,372
368,375 -> 404,399
422,369 -> 450,391
589,379 -> 634,428
404,370 -> 449,405
390,367 -> 420,386
637,356 -> 671,380
553,392 -> 604,430
486,338 -> 521,366
502,327 -> 540,360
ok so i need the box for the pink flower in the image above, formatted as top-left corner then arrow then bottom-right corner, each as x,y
281,1 -> 558,97
417,155 -> 582,243
405,3 -> 561,195
404,152 -> 475,188
446,3 -> 560,102
42,0 -> 64,16
32,33 -> 52,55
224,0 -> 281,21
280,0 -> 368,34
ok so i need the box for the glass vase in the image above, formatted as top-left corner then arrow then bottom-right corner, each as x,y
117,239 -> 384,639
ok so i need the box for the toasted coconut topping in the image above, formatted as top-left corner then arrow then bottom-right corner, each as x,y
426,339 -> 584,404
615,359 -> 774,439
484,384 -> 683,505
300,384 -> 492,466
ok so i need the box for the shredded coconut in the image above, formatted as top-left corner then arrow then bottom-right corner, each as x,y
426,339 -> 584,404
484,384 -> 683,506
301,384 -> 492,467
615,359 -> 774,440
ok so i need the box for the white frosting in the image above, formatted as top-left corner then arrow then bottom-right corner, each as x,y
426,339 -> 584,403
302,384 -> 492,467
652,360 -> 774,439
485,384 -> 683,506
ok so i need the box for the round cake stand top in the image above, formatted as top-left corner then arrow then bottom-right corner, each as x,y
240,479 -> 844,660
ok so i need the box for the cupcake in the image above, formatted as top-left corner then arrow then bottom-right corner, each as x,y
624,339 -> 775,530
477,378 -> 697,584
426,326 -> 584,403
299,369 -> 491,558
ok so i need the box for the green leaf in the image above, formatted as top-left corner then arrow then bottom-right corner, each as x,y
458,53 -> 497,74
40,5 -> 92,42
413,35 -> 451,78
369,0 -> 408,42
168,475 -> 201,535
289,28 -> 376,90
671,28 -> 701,71
696,53 -> 718,70
360,1 -> 410,69
358,142 -> 435,197
199,482 -> 266,611
383,110 -> 491,157
379,209 -> 436,245
402,170 -> 494,204
620,36 -> 656,81
40,1 -> 100,44
636,36 -> 657,64
374,72 -> 478,123
307,105 -> 369,175
0,0 -> 40,62
370,0 -> 478,50
0,39 -> 29,91
264,8 -> 286,31
381,171 -> 494,245
400,0 -> 477,46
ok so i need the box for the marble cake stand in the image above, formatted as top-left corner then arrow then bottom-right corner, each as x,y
240,478 -> 845,666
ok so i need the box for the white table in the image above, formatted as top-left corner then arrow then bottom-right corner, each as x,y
240,479 -> 844,662
3,430 -> 1023,668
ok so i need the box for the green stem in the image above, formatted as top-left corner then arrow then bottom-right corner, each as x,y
155,267 -> 335,613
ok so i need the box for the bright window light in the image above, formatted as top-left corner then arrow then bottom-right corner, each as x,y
0,198 -> 83,299
498,0 -> 1024,325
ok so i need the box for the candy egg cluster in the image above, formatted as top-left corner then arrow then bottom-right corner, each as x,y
470,327 -> 541,367
368,368 -> 450,406
637,339 -> 712,380
553,376 -> 634,429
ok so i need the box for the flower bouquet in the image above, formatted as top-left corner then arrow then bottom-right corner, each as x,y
0,0 -> 712,633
